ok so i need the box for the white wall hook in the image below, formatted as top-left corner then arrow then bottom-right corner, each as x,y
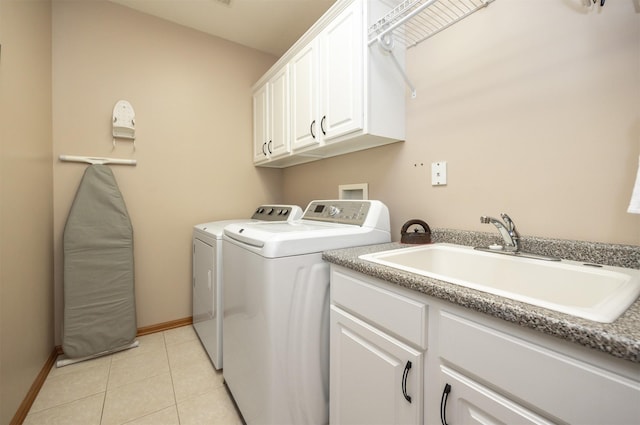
112,100 -> 136,140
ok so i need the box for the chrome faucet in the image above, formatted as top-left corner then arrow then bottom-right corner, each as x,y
480,213 -> 521,252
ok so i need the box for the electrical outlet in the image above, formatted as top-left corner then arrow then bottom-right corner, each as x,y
431,161 -> 447,186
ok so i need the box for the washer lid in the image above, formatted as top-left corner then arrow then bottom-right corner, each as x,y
194,219 -> 255,238
223,220 -> 390,258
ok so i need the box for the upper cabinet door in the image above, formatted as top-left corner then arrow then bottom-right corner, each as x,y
269,65 -> 291,159
252,83 -> 269,163
253,66 -> 291,163
321,0 -> 364,142
290,39 -> 320,151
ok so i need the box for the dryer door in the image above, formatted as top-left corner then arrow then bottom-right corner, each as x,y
193,237 -> 219,367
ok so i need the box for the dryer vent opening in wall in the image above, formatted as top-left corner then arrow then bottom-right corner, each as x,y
339,183 -> 368,200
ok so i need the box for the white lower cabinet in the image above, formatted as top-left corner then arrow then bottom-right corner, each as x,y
329,265 -> 640,425
330,267 -> 427,424
437,311 -> 640,425
330,306 -> 423,425
437,366 -> 554,425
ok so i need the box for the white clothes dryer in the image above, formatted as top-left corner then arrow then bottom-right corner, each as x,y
192,205 -> 302,369
222,200 -> 390,424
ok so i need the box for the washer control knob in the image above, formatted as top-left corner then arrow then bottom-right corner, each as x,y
328,206 -> 341,217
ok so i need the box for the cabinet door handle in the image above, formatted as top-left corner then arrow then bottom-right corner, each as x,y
440,383 -> 451,425
262,142 -> 267,156
402,360 -> 412,403
320,115 -> 326,135
310,120 -> 316,139
268,140 -> 273,154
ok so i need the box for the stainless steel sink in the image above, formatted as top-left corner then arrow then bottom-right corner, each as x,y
359,243 -> 640,323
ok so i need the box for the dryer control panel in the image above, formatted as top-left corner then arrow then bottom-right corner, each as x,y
303,200 -> 372,226
251,205 -> 303,221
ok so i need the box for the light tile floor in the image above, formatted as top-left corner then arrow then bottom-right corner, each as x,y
24,326 -> 244,425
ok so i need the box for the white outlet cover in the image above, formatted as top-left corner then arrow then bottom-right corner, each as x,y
431,161 -> 447,186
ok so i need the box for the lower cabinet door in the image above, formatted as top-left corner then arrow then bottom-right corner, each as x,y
330,305 -> 423,425
438,366 -> 554,425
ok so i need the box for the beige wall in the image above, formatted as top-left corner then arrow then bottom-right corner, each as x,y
52,1 -> 282,344
1,1 -> 637,419
283,0 -> 640,246
0,0 -> 54,423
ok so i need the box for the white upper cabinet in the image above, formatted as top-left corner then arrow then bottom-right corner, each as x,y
269,65 -> 291,158
319,0 -> 363,143
253,65 -> 291,163
290,39 -> 319,151
252,83 -> 269,163
291,2 -> 362,152
253,0 -> 405,168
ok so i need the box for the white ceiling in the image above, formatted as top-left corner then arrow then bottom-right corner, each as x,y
110,0 -> 337,57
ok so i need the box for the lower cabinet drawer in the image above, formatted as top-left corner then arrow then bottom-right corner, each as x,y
439,311 -> 640,424
331,267 -> 428,349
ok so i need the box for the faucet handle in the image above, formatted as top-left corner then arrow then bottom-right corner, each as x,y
500,213 -> 516,232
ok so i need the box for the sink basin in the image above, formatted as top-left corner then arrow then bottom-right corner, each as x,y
359,243 -> 640,323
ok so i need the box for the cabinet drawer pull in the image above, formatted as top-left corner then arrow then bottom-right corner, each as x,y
310,120 -> 316,139
402,360 -> 412,403
440,383 -> 451,425
320,115 -> 326,135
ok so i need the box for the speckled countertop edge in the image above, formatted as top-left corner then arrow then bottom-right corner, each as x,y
323,231 -> 640,364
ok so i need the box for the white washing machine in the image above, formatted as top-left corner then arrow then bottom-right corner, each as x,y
192,205 -> 302,370
222,200 -> 391,424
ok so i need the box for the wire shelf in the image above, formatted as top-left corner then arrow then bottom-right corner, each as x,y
368,0 -> 494,49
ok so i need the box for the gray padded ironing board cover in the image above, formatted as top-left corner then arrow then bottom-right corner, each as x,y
63,164 -> 136,358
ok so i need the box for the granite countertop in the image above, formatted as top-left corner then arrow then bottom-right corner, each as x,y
323,233 -> 640,364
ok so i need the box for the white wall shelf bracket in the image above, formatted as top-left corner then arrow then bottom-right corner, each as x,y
377,35 -> 417,98
368,0 -> 495,99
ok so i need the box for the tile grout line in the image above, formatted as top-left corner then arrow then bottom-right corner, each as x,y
99,354 -> 113,425
24,391 -> 106,422
164,330 -> 182,424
